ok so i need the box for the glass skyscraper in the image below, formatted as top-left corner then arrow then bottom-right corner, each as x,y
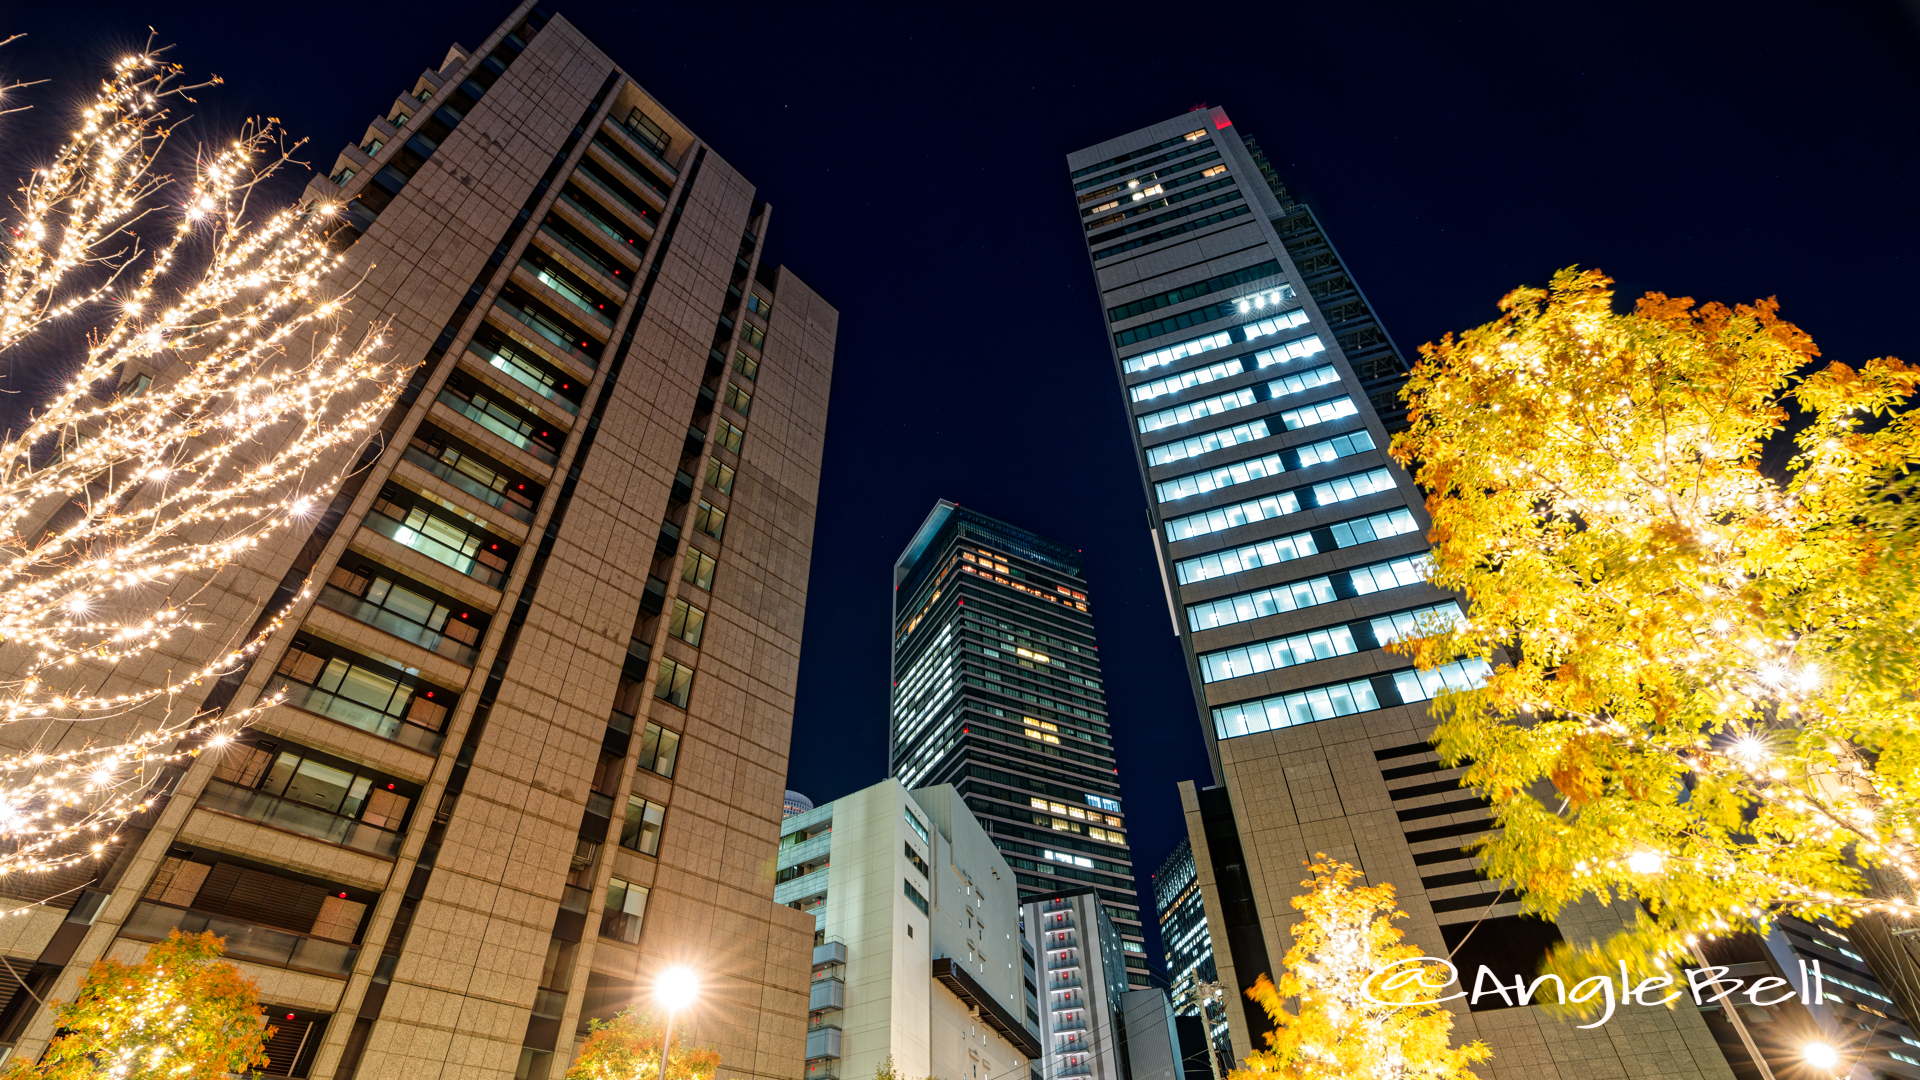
1152,840 -> 1227,1069
890,501 -> 1148,987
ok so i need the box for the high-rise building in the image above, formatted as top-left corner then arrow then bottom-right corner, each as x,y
1021,889 -> 1131,1080
889,502 -> 1148,987
1150,842 -> 1226,1070
0,8 -> 835,1080
775,780 -> 1039,1080
1067,110 -> 1735,1076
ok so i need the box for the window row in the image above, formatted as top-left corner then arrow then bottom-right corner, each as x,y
1253,333 -> 1328,368
269,638 -> 452,749
1267,364 -> 1341,399
1121,329 -> 1233,376
1231,288 -> 1299,319
1146,419 -> 1269,467
1130,357 -> 1241,404
1242,309 -> 1311,343
1155,429 -> 1375,504
1195,602 -> 1463,685
1281,396 -> 1359,431
1084,175 -> 1238,236
1185,551 -> 1431,632
1211,660 -> 1490,741
1072,132 -> 1209,187
1310,467 -> 1395,507
1091,193 -> 1246,261
1172,508 -> 1419,585
1106,259 -> 1281,325
1164,489 -> 1299,542
1137,387 -> 1255,435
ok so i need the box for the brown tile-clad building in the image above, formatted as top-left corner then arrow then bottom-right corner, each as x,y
0,8 -> 833,1080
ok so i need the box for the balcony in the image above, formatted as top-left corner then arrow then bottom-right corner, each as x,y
470,341 -> 582,416
493,294 -> 602,370
361,506 -> 509,589
522,257 -> 615,328
313,584 -> 479,666
121,901 -> 359,977
196,778 -> 403,858
774,866 -> 829,907
813,941 -> 847,967
436,387 -> 559,466
804,1027 -> 841,1061
808,977 -> 844,1011
1048,976 -> 1083,992
400,444 -> 537,525
1047,959 -> 1080,973
265,675 -> 446,754
779,830 -> 833,871
601,119 -> 679,179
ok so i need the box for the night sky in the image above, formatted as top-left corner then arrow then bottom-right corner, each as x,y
5,2 -> 1916,967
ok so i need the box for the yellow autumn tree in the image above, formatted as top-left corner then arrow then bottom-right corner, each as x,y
1389,268 -> 1920,988
565,1007 -> 719,1080
1229,857 -> 1488,1080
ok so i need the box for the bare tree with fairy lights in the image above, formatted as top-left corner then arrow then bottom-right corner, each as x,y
0,43 -> 399,892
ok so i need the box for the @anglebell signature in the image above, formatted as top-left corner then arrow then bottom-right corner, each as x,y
1360,955 -> 1830,1029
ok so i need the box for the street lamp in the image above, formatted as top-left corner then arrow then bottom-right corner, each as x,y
654,966 -> 700,1080
1803,1042 -> 1839,1071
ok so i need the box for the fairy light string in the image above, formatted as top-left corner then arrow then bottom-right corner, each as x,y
0,48 -> 401,886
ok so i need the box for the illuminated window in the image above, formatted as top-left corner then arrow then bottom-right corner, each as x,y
1281,396 -> 1360,431
667,599 -> 706,646
1164,489 -> 1301,542
1155,451 -> 1283,503
1267,364 -> 1341,398
1129,358 -> 1242,403
746,292 -> 773,318
681,549 -> 717,591
704,456 -> 736,495
620,797 -> 666,855
653,658 -> 693,708
1146,419 -> 1270,467
1137,388 -> 1256,435
722,383 -> 753,416
1199,624 -> 1360,684
1392,660 -> 1492,704
1120,330 -> 1233,375
601,878 -> 648,942
1234,295 -> 1297,319
1370,602 -> 1465,645
1253,331 -> 1327,365
1187,575 -> 1337,632
1293,430 -> 1376,468
1310,468 -> 1395,507
714,420 -> 745,454
1183,129 -> 1206,141
1347,553 -> 1433,595
733,349 -> 758,381
693,500 -> 726,540
1202,165 -> 1227,177
1212,677 -> 1382,739
1329,508 -> 1420,549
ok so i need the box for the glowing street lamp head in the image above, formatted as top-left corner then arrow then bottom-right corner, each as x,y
1803,1042 -> 1838,1070
1626,851 -> 1664,875
656,966 -> 699,1012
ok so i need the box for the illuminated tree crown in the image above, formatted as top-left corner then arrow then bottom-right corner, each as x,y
1229,857 -> 1489,1080
1391,267 -> 1919,983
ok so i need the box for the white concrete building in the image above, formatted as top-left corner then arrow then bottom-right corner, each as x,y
778,780 -> 1040,1080
1021,889 -> 1130,1080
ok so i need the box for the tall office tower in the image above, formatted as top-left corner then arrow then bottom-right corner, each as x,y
890,502 -> 1149,988
1067,111 -> 1735,1077
0,8 -> 835,1080
1150,842 -> 1227,1070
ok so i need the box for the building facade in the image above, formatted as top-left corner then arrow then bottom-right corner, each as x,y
889,502 -> 1148,987
1021,889 -> 1130,1080
0,8 -> 834,1080
1150,842 -> 1226,1071
776,780 -> 1040,1080
1067,111 -> 1739,1080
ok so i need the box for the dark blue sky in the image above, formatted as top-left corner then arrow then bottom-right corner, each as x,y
5,2 -> 1916,966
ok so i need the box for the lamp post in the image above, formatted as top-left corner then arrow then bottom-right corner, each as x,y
654,966 -> 700,1080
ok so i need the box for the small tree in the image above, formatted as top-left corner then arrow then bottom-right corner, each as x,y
0,45 -> 398,880
565,1008 -> 719,1080
2,930 -> 271,1080
1230,858 -> 1488,1080
1391,267 -> 1920,985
